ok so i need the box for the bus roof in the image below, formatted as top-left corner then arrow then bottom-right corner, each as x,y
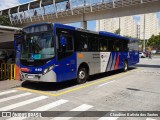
24,23 -> 133,41
99,31 -> 129,40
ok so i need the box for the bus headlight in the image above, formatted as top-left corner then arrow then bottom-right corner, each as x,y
43,68 -> 48,74
49,66 -> 54,71
43,65 -> 54,74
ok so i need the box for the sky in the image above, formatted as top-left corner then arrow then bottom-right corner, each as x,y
0,0 -> 159,30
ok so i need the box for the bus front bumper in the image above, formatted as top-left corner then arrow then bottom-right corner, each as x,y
20,70 -> 57,82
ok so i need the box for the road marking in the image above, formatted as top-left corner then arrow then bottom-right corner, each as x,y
98,117 -> 119,120
0,90 -> 17,96
98,80 -> 115,87
146,118 -> 157,120
0,92 -> 32,103
98,110 -> 119,120
0,96 -> 48,111
16,69 -> 139,97
52,104 -> 93,120
7,99 -> 68,120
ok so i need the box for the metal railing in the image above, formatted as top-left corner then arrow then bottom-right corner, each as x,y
4,0 -> 159,25
0,63 -> 15,80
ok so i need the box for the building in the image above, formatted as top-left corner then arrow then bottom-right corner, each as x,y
96,13 -> 160,39
139,13 -> 160,39
96,16 -> 137,38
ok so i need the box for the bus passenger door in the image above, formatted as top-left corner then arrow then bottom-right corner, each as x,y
56,32 -> 76,82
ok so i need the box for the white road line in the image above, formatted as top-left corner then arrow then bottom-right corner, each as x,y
52,104 -> 93,120
0,90 -> 17,96
0,93 -> 32,103
98,110 -> 119,120
98,117 -> 119,120
32,99 -> 68,111
98,80 -> 115,87
0,96 -> 48,111
7,99 -> 68,120
146,118 -> 157,120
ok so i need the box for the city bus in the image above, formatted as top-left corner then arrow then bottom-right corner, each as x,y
14,23 -> 139,84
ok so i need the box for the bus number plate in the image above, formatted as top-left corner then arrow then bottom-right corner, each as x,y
27,75 -> 34,79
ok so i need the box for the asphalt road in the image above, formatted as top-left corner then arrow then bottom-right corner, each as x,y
0,56 -> 160,120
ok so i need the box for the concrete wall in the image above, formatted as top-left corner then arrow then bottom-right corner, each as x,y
0,33 -> 14,43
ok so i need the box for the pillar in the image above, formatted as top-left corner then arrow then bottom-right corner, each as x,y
81,21 -> 87,29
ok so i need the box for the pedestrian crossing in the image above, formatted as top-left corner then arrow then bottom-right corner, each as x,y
0,90 -> 17,96
0,89 -> 158,120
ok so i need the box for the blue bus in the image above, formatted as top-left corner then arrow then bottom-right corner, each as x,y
15,23 -> 139,84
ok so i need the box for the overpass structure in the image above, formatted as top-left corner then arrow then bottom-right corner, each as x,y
0,0 -> 160,29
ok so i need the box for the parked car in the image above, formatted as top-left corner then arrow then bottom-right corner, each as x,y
139,52 -> 146,58
151,50 -> 157,54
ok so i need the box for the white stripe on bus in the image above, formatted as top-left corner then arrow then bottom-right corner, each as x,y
0,96 -> 48,111
0,92 -> 32,103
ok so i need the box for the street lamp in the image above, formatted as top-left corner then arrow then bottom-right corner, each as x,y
143,14 -> 146,52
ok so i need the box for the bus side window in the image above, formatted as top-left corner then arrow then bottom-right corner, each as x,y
75,32 -> 88,52
59,34 -> 73,52
108,38 -> 114,51
123,40 -> 129,51
88,35 -> 99,52
99,38 -> 108,52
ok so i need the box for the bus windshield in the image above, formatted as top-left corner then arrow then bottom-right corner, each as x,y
21,32 -> 55,60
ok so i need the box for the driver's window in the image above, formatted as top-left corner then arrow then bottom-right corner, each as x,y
56,28 -> 74,60
56,28 -> 74,52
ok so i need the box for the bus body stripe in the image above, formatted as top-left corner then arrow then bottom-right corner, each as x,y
114,52 -> 120,70
106,53 -> 112,71
111,53 -> 117,71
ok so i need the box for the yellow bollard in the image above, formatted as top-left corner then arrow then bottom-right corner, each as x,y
0,63 -> 16,80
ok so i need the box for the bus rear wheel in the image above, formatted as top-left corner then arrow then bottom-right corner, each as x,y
77,67 -> 88,84
123,61 -> 128,72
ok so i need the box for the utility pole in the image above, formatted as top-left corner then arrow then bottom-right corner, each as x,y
119,17 -> 121,35
143,14 -> 146,52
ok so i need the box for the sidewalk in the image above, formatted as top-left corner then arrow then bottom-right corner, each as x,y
0,80 -> 22,91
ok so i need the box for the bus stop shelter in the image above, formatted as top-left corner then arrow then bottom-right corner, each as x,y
0,25 -> 21,48
0,25 -> 21,81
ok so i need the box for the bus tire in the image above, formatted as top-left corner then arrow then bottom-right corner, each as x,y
123,61 -> 128,72
77,67 -> 88,84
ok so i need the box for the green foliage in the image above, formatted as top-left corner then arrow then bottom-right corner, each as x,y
0,15 -> 11,26
147,34 -> 160,49
114,28 -> 120,34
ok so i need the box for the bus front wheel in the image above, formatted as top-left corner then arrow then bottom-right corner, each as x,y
77,67 -> 88,84
123,61 -> 128,72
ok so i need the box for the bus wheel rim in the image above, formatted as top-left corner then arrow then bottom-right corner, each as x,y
125,62 -> 127,70
79,71 -> 85,79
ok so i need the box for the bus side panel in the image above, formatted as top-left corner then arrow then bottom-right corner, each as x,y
54,52 -> 77,82
119,52 -> 128,69
132,51 -> 139,64
77,52 -> 101,75
77,52 -> 125,75
105,52 -> 123,71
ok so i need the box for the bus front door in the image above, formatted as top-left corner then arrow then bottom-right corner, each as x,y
56,34 -> 77,82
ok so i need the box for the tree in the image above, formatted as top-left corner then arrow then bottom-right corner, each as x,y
147,34 -> 160,50
114,28 -> 120,34
0,15 -> 11,26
